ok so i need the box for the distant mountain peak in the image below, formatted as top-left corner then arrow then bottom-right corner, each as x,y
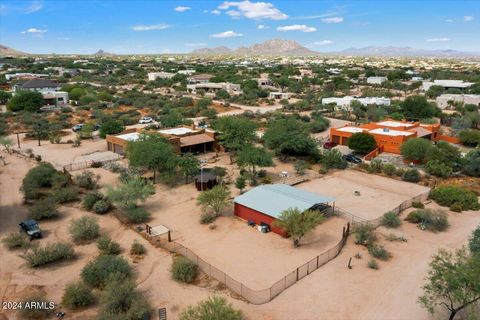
93,49 -> 112,56
337,46 -> 479,57
192,39 -> 317,56
0,44 -> 29,56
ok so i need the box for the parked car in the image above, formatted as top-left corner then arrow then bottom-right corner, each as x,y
323,141 -> 337,149
72,124 -> 84,132
139,116 -> 153,124
343,154 -> 362,164
19,220 -> 42,240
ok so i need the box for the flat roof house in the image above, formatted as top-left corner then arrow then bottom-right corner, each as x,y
106,125 -> 218,155
186,82 -> 241,95
367,76 -> 387,85
148,72 -> 176,81
422,80 -> 474,91
13,79 -> 61,92
234,184 -> 335,237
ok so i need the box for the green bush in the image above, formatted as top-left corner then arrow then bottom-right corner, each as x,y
18,293 -> 52,319
353,223 -> 376,246
52,186 -> 80,203
81,255 -> 132,288
28,197 -> 59,220
130,240 -> 146,255
61,281 -> 95,310
92,199 -> 111,214
97,236 -> 121,255
171,257 -> 199,283
1,233 -> 31,250
366,160 -> 383,173
412,201 -> 425,209
98,274 -> 151,320
21,242 -> 75,267
75,171 -> 99,190
367,259 -> 379,270
406,209 -> 449,232
425,160 -> 453,178
180,296 -> 242,320
200,211 -> 218,224
83,191 -> 104,210
368,244 -> 392,261
402,168 -> 421,182
21,163 -> 58,200
122,207 -> 150,223
469,225 -> 480,256
70,216 -> 100,244
380,211 -> 401,228
320,149 -> 348,170
430,185 -> 479,211
382,163 -> 396,176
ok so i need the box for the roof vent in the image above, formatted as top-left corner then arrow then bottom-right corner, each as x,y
383,128 -> 389,132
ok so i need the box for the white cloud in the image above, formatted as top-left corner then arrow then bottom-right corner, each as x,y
25,1 -> 42,14
211,9 -> 221,15
308,40 -> 333,46
257,24 -> 269,29
426,38 -> 450,42
174,6 -> 191,12
185,43 -> 207,47
210,30 -> 243,38
277,24 -> 316,33
218,1 -> 288,20
21,27 -> 47,34
464,15 -> 474,22
131,23 -> 171,31
322,16 -> 343,23
445,18 -> 454,23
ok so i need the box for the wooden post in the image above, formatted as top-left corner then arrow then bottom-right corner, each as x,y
296,267 -> 299,281
167,230 -> 171,242
348,257 -> 352,269
16,133 -> 20,148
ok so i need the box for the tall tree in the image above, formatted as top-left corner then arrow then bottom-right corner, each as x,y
7,91 -> 44,112
273,208 -> 325,247
211,116 -> 257,163
419,247 -> 480,320
400,95 -> 440,120
236,145 -> 273,176
106,177 -> 154,209
178,153 -> 200,183
197,185 -> 231,216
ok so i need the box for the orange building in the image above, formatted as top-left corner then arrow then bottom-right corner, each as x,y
329,120 -> 443,154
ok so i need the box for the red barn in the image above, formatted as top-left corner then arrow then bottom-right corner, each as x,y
234,184 -> 335,237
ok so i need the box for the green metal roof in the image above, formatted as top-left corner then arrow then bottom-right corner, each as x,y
234,184 -> 335,219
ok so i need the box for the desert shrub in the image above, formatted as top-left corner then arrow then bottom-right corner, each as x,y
130,240 -> 146,255
200,211 -> 218,224
1,233 -> 31,250
367,259 -> 379,270
320,149 -> 348,169
69,216 -> 100,244
469,225 -> 480,256
382,163 -> 396,176
412,201 -> 425,209
92,199 -> 111,214
366,160 -> 383,173
406,209 -> 449,232
380,211 -> 401,228
368,244 -> 392,261
402,168 -> 421,182
21,163 -> 58,200
51,186 -> 80,203
83,191 -> 104,210
385,233 -> 407,242
21,242 -> 75,267
61,281 -> 95,310
97,236 -> 121,255
75,171 -> 99,190
122,207 -> 150,223
425,160 -> 453,178
28,197 -> 59,220
18,293 -> 53,319
450,202 -> 463,212
353,223 -> 376,246
171,257 -> 198,283
395,168 -> 405,176
81,255 -> 132,288
98,274 -> 151,320
179,296 -> 242,320
430,185 -> 479,211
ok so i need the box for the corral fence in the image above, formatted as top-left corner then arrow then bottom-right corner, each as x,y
149,223 -> 350,305
334,190 -> 431,228
63,158 -> 120,173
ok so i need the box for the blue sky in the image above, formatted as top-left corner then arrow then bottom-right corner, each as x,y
1,0 -> 479,54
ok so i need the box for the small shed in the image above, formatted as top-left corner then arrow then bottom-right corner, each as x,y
234,184 -> 335,237
194,169 -> 217,191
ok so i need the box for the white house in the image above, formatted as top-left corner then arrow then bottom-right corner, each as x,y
436,94 -> 480,109
42,91 -> 69,106
367,76 -> 387,85
177,69 -> 196,75
147,72 -> 176,81
321,96 -> 391,110
422,80 -> 474,91
269,92 -> 292,100
5,73 -> 49,81
186,82 -> 241,95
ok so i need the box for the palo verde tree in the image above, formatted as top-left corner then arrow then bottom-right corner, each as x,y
236,145 -> 273,177
419,247 -> 480,320
106,177 -> 154,210
177,153 -> 200,183
347,132 -> 377,155
211,116 -> 257,163
273,207 -> 325,247
127,133 -> 177,183
196,184 -> 231,217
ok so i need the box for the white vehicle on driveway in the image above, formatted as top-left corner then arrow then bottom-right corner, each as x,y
139,116 -> 153,124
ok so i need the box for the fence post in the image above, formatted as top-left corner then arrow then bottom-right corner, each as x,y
296,267 -> 299,281
316,255 -> 319,268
